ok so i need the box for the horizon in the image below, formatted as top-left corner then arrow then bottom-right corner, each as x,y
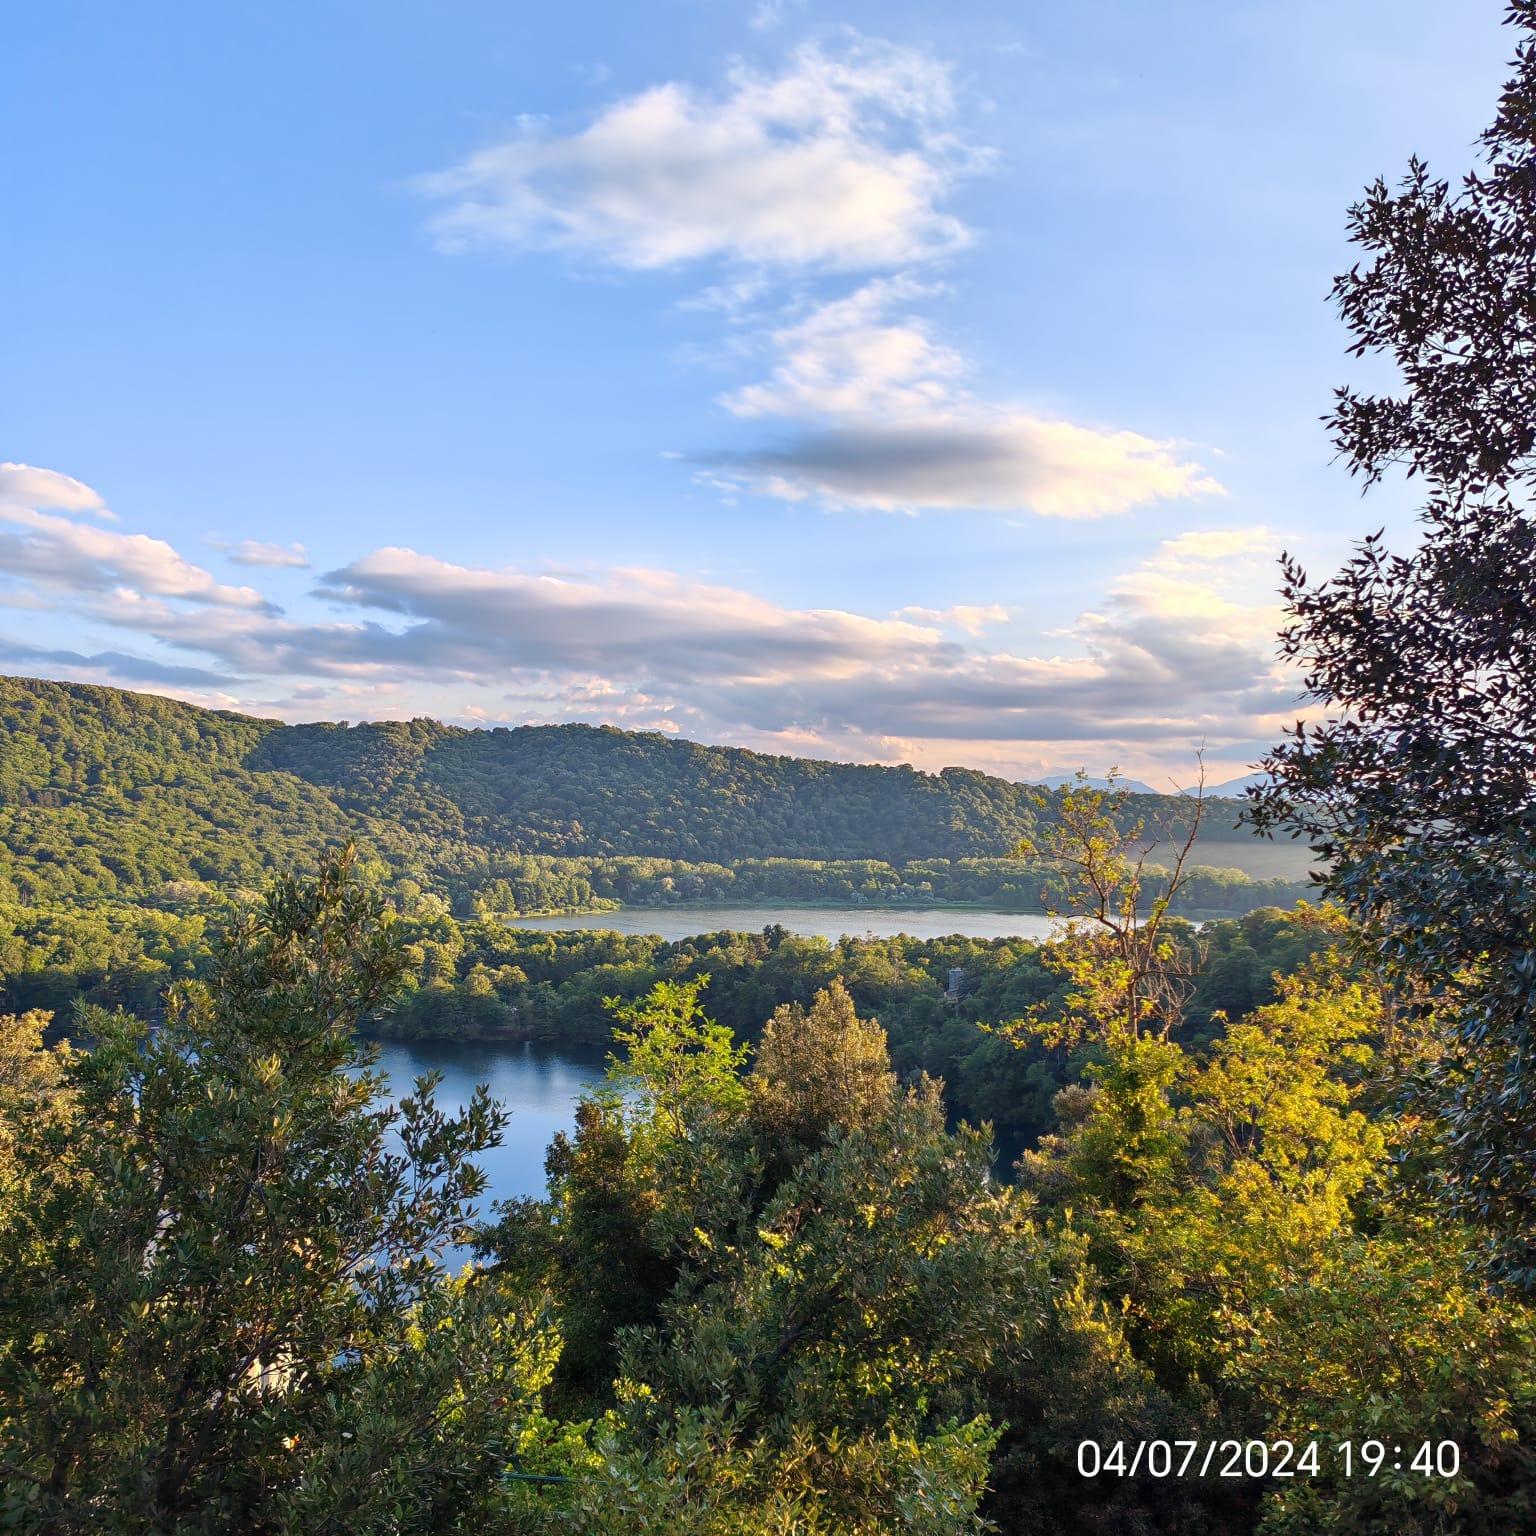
2,2 -> 1512,781
5,669 -> 1264,795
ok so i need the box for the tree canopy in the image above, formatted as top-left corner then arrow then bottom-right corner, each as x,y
1251,0 -> 1536,1287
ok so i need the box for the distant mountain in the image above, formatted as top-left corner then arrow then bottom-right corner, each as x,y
0,675 -> 1033,906
1184,772 -> 1270,798
1032,771 -> 1268,799
1035,773 -> 1158,795
0,675 -> 1294,911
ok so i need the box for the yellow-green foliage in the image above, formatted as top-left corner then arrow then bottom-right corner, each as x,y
747,977 -> 897,1154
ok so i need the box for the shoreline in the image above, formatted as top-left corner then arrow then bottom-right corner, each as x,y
499,899 -> 1288,925
502,898 -> 1050,920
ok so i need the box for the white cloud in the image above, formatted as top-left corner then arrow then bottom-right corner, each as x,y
312,548 -> 945,681
704,278 -> 1224,518
212,539 -> 311,569
720,275 -> 962,418
750,0 -> 807,31
1100,526 -> 1283,646
0,466 -> 270,610
0,462 -> 115,520
419,39 -> 977,271
1134,525 -> 1275,574
899,602 -> 1012,636
1064,526 -> 1287,711
710,414 -> 1224,518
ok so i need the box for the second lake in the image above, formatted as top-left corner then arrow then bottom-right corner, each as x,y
507,904 -> 1059,944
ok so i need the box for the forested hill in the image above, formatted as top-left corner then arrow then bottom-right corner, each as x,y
0,674 -> 1272,909
250,709 -> 1043,862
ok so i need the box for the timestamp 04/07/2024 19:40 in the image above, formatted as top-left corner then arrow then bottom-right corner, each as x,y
1076,1439 -> 1462,1481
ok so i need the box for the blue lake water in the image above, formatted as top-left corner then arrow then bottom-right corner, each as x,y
509,904 -> 1059,944
373,1037 -> 608,1209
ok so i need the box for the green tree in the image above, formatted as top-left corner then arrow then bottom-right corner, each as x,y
492,978 -> 1061,1534
1017,933 -> 1536,1533
1019,771 -> 1207,1047
747,978 -> 896,1164
579,1086 -> 1037,1536
1249,2 -> 1536,1286
607,977 -> 749,1146
0,1009 -> 73,1226
0,848 -> 563,1534
496,979 -> 753,1419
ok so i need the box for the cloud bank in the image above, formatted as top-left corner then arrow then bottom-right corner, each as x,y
0,464 -> 1291,779
420,40 -> 975,272
707,278 -> 1223,517
705,414 -> 1223,518
421,37 -> 1220,519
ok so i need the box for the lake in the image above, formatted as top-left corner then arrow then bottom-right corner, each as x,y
374,1036 -> 608,1209
379,905 -> 1056,1210
510,904 -> 1060,944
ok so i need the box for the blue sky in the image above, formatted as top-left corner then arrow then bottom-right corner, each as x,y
0,0 -> 1512,783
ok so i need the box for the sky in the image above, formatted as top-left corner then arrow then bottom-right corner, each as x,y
0,0 -> 1514,786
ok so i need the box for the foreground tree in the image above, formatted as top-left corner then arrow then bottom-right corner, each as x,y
747,978 -> 896,1167
0,847 -> 570,1535
576,1092 -> 1029,1535
1012,913 -> 1536,1533
1021,772 -> 1208,1047
489,978 -> 1053,1533
1249,1 -> 1536,1285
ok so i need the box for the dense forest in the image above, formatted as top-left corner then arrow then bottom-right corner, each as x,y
4,823 -> 1529,1532
0,884 -> 1324,1155
0,674 -> 1305,915
7,8 -> 1536,1533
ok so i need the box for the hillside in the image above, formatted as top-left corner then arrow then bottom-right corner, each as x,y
0,675 -> 1303,911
